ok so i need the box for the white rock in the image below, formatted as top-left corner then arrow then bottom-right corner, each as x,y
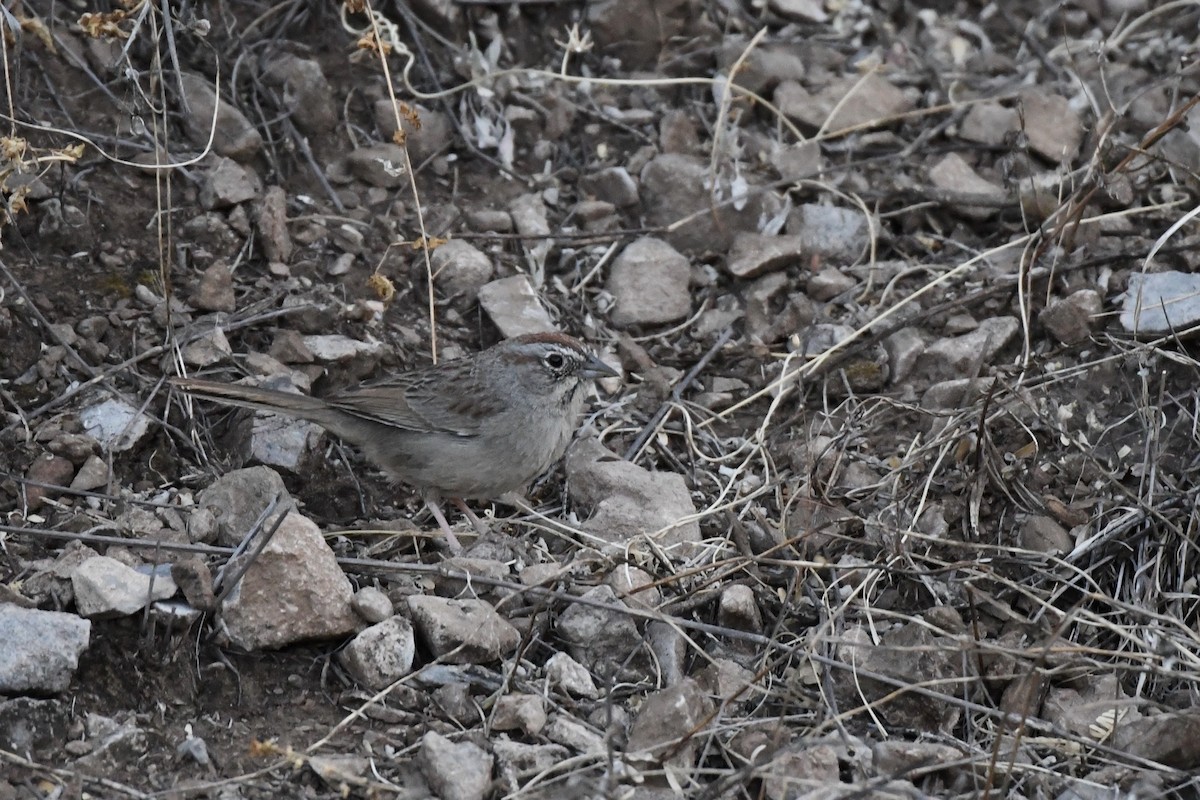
80,399 -> 153,453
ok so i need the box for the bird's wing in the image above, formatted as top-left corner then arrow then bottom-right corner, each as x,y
326,371 -> 504,438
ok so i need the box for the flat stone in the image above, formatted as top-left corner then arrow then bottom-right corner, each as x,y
928,152 -> 1006,218
776,73 -> 914,132
607,237 -> 691,327
492,694 -> 547,736
179,72 -> 262,160
1020,88 -> 1083,163
432,239 -> 494,301
477,275 -> 557,338
72,556 -> 178,618
407,595 -> 520,663
0,607 -> 90,693
913,316 -> 1019,383
1119,272 -> 1200,336
959,101 -> 1018,147
556,585 -> 645,681
626,679 -> 714,769
261,54 -> 336,135
579,166 -> 639,207
192,262 -> 236,312
196,465 -> 295,547
1040,289 -> 1102,345
373,101 -> 454,164
345,144 -> 408,188
725,233 -> 806,279
80,398 -> 153,453
767,0 -> 827,22
419,732 -> 493,800
545,652 -> 600,698
564,438 -> 701,551
786,203 -> 871,260
199,157 -> 262,210
69,454 -> 110,492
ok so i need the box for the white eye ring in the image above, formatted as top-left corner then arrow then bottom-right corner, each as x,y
544,352 -> 567,370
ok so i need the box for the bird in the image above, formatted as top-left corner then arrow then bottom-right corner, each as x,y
171,332 -> 618,552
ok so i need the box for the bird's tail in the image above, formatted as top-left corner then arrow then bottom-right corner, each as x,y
170,377 -> 339,427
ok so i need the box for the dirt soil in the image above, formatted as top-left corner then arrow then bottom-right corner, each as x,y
2,0 -> 1200,798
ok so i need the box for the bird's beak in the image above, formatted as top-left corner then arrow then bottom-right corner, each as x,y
581,353 -> 619,379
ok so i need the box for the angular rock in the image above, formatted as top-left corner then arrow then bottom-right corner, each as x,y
338,616 -> 416,690
171,557 -> 216,611
770,140 -> 823,182
556,585 -> 644,681
196,465 -> 294,547
1111,709 -> 1200,769
218,511 -> 359,650
181,325 -> 233,368
959,101 -> 1018,147
492,738 -> 570,775
492,693 -> 547,736
607,238 -> 691,327
0,607 -> 90,693
873,740 -> 965,775
807,267 -> 857,301
545,652 -> 600,699
626,679 -> 714,770
1021,515 -> 1072,554
725,232 -> 806,279
373,100 -> 454,165
776,73 -> 913,132
261,54 -> 336,135
718,39 -> 807,96
179,72 -> 262,160
544,714 -> 606,755
579,166 -> 639,207
192,262 -> 236,312
1120,271 -> 1200,336
407,595 -> 520,663
928,152 -> 1006,218
72,556 -> 178,618
200,157 -> 262,210
717,584 -> 762,634
477,275 -> 557,338
786,204 -> 871,260
697,658 -> 761,709
0,697 -> 70,752
913,316 -> 1019,384
80,398 -> 153,453
24,453 -> 75,510
255,185 -> 293,263
1019,88 -> 1083,163
586,0 -> 693,70
509,193 -> 552,238
247,411 -> 324,473
640,153 -> 784,254
1040,289 -> 1102,345
419,731 -> 493,800
302,334 -> 384,364
761,743 -> 840,799
564,438 -> 701,550
432,239 -> 494,301
767,0 -> 827,22
69,454 -> 110,492
346,143 -> 408,188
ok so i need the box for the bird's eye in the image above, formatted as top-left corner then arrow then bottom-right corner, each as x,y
544,352 -> 567,370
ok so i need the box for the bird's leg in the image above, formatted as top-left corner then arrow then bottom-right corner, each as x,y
452,497 -> 490,536
423,495 -> 463,554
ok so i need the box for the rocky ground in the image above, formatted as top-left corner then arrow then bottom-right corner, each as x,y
2,0 -> 1200,798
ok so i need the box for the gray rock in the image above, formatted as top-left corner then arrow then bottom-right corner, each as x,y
218,511 -> 359,650
407,595 -> 520,663
192,262 -> 236,312
761,743 -> 840,798
1040,289 -> 1102,345
465,209 -> 513,233
837,620 -> 969,733
338,616 -> 415,690
786,203 -> 871,260
586,0 -> 693,70
928,152 -> 1006,218
556,585 -> 644,681
1021,515 -> 1072,554
1019,88 -> 1083,163
718,39 -> 807,96
345,144 -> 408,188
73,713 -> 147,769
255,186 -> 293,263
913,316 -> 1019,384
872,740 -> 965,775
579,166 -> 639,207
725,232 -> 806,279
302,334 -> 384,364
640,153 -> 784,254
179,72 -> 263,160
23,453 -> 75,510
544,713 -> 606,755
80,398 -> 153,453
959,101 -> 1018,147
373,101 -> 453,165
1120,271 -> 1200,335
717,584 -> 762,634
247,411 -> 324,473
564,438 -> 701,550
883,327 -> 926,384
776,72 -> 913,132
477,275 -> 557,338
626,679 -> 714,769
1111,708 -> 1200,769
199,156 -> 262,210
607,238 -> 691,327
509,193 -> 551,238
0,697 -> 69,752
72,556 -> 178,618
419,731 -> 493,800
492,738 -> 570,775
181,325 -> 232,368
0,607 -> 90,693
352,586 -> 395,624
69,454 -> 110,492
171,557 -> 216,611
697,658 -> 761,709
807,267 -> 857,301
767,0 -> 827,22
492,693 -> 547,736
197,465 -> 294,547
544,651 -> 600,698
432,239 -> 494,301
770,140 -> 823,182
261,54 -> 336,135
